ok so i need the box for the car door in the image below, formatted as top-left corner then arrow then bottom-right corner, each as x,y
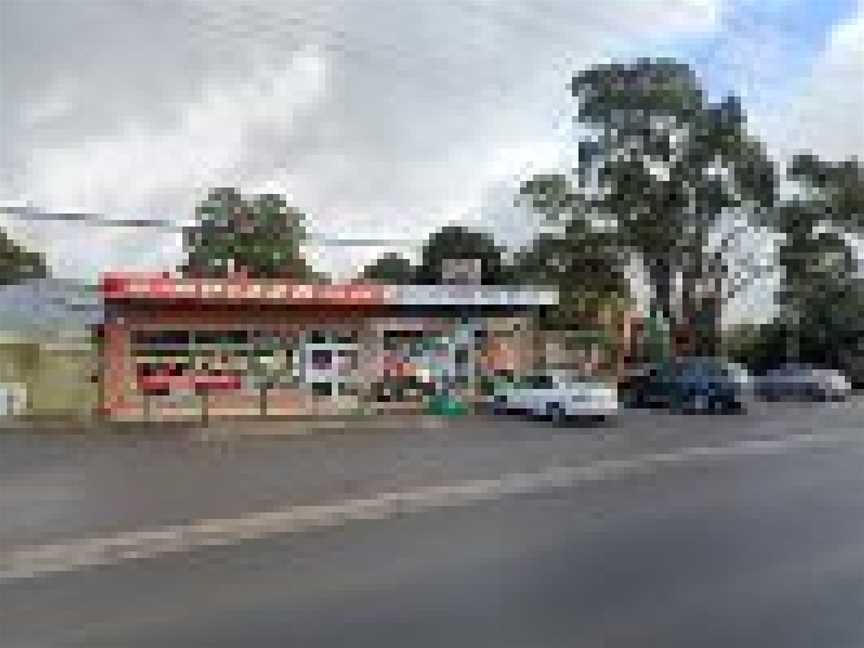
529,375 -> 555,414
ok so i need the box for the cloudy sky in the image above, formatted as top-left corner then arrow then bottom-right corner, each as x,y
1,0 -> 862,316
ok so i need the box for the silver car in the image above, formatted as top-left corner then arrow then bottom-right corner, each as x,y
754,365 -> 852,402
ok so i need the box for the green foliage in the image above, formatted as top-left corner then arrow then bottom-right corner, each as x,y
359,253 -> 416,284
416,225 -> 506,285
516,172 -> 632,333
0,228 -> 49,285
569,59 -> 776,342
789,154 -> 864,231
181,188 -> 314,279
773,156 -> 864,375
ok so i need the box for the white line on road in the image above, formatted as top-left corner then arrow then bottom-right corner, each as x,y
0,432 -> 855,582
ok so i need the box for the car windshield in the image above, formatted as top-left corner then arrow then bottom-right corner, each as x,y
676,359 -> 725,376
773,365 -> 812,377
518,375 -> 555,389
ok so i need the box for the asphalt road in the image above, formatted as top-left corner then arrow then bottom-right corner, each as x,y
1,402 -> 863,646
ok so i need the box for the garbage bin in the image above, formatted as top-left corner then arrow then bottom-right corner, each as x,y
426,394 -> 467,416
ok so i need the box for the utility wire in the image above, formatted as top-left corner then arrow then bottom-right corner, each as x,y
0,206 -> 421,246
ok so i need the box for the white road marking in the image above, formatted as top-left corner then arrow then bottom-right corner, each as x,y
0,431 -> 854,582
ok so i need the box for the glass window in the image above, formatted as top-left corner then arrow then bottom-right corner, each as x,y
308,330 -> 328,344
132,330 -> 189,346
311,382 -> 333,397
337,349 -> 358,371
311,349 -> 332,370
195,330 -> 248,345
522,375 -> 553,389
339,382 -> 359,396
337,330 -> 359,344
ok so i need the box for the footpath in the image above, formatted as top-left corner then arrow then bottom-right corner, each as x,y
0,413 -> 459,438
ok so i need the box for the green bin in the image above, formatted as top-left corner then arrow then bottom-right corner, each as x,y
427,395 -> 468,416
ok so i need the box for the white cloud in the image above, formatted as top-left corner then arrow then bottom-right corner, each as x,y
767,3 -> 864,161
23,48 -> 327,216
4,0 -> 727,281
9,48 -> 329,278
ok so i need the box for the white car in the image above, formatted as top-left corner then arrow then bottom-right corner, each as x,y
493,373 -> 619,422
724,361 -> 753,399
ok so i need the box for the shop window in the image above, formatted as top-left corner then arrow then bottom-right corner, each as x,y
336,330 -> 359,344
308,330 -> 328,344
133,330 -> 189,346
337,349 -> 358,371
455,349 -> 469,366
311,382 -> 332,397
311,349 -> 332,370
195,330 -> 248,346
339,382 -> 359,397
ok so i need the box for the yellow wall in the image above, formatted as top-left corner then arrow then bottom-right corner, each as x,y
0,343 -> 38,385
0,342 -> 97,418
30,347 -> 97,417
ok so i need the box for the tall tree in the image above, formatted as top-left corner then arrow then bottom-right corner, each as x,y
0,228 -> 49,285
416,226 -> 506,285
515,173 -> 630,329
774,155 -> 864,376
562,59 -> 777,354
181,188 -> 314,279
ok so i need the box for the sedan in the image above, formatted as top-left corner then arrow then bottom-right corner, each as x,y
754,365 -> 852,402
492,373 -> 619,423
623,357 -> 743,413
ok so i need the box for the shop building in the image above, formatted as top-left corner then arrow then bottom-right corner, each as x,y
100,273 -> 557,420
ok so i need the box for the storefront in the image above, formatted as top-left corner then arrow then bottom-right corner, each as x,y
99,274 -> 556,420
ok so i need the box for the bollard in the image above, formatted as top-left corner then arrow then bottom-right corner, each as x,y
201,390 -> 210,426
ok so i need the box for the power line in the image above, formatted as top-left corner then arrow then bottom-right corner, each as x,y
0,206 -> 420,246
1,206 -> 183,229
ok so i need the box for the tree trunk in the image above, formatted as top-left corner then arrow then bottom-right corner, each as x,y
647,256 -> 674,325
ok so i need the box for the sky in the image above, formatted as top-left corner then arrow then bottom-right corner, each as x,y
1,0 -> 862,322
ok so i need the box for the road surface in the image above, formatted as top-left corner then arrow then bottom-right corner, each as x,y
1,402 -> 863,646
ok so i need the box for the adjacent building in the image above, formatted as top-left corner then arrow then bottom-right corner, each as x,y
0,279 -> 101,419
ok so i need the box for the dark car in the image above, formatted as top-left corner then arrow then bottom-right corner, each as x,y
623,357 -> 743,413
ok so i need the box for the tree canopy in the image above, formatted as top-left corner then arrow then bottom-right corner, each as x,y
181,188 -> 315,279
358,253 -> 416,284
515,173 -> 631,330
520,58 -> 778,355
770,155 -> 864,378
0,228 -> 49,285
416,225 -> 507,285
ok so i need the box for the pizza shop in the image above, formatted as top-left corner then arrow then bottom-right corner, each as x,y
99,274 -> 557,421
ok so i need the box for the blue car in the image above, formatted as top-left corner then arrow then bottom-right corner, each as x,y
625,357 -> 743,413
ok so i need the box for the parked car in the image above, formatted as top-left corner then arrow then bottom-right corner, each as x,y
754,364 -> 852,402
492,373 -> 619,423
623,357 -> 743,413
724,361 -> 754,400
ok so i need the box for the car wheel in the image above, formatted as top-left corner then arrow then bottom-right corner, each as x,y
491,396 -> 507,415
546,402 -> 565,424
723,400 -> 742,414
